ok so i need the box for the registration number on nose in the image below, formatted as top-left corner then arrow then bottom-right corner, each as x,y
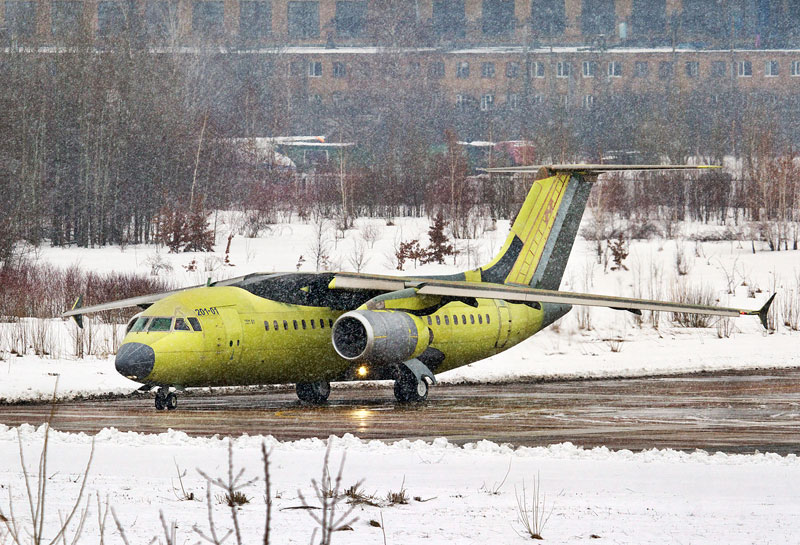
195,307 -> 219,316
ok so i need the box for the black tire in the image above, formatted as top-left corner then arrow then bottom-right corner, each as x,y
165,392 -> 178,410
154,392 -> 166,410
296,380 -> 331,404
393,367 -> 428,403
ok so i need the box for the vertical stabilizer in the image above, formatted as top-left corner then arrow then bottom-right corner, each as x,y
478,169 -> 593,290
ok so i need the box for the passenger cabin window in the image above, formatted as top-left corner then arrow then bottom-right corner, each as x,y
478,315 -> 483,324
263,320 -> 270,331
427,316 -> 432,325
293,320 -> 298,330
462,314 -> 467,324
311,319 -> 315,329
320,319 -> 325,328
444,316 -> 450,325
273,320 -> 279,330
470,315 -> 475,324
328,319 -> 333,327
301,319 -> 307,329
188,317 -> 202,331
148,317 -> 172,331
175,318 -> 191,331
435,316 -> 441,325
486,314 -> 491,323
283,320 -> 289,330
453,315 -> 459,325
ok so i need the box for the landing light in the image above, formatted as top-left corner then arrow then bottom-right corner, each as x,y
357,365 -> 368,377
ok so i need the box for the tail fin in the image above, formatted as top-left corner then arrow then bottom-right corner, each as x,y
478,167 -> 592,290
477,164 -> 719,290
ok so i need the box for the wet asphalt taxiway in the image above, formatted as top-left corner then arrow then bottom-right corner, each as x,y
2,368 -> 799,454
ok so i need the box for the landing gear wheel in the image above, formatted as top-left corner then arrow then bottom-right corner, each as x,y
165,392 -> 178,410
296,380 -> 331,404
393,366 -> 428,403
154,388 -> 167,410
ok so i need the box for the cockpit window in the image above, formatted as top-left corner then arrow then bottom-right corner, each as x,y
187,317 -> 202,331
174,318 -> 191,331
148,317 -> 172,332
130,317 -> 150,332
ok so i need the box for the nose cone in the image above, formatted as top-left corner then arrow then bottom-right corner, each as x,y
115,342 -> 155,381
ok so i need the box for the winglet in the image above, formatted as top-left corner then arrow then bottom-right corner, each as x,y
70,295 -> 84,329
758,293 -> 776,330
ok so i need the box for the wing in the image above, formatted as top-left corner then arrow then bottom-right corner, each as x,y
329,273 -> 775,329
61,274 -> 259,321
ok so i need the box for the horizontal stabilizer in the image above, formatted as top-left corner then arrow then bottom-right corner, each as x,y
481,164 -> 721,175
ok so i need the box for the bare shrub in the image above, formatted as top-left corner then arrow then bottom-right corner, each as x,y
514,472 -> 553,540
716,318 -> 735,338
309,217 -> 331,272
385,478 -> 409,506
780,274 -> 800,331
479,459 -> 512,495
298,445 -> 359,545
359,222 -> 382,249
347,238 -> 370,272
675,240 -> 691,276
670,282 -> 716,328
605,338 -> 624,352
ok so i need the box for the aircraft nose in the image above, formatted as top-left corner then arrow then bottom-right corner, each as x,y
115,342 -> 155,381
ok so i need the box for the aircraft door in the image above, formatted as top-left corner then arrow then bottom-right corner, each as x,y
215,307 -> 242,364
494,300 -> 512,349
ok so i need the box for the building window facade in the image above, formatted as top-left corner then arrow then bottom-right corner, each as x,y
288,1 -> 319,38
4,1 -> 37,36
531,0 -> 564,37
634,61 -> 648,77
507,93 -> 519,110
51,1 -> 83,38
505,61 -> 519,78
582,61 -> 596,77
240,0 -> 271,38
765,60 -> 779,76
456,61 -> 470,78
97,1 -> 126,35
482,0 -> 514,36
737,60 -> 752,77
335,1 -> 366,38
685,61 -> 699,77
332,61 -> 346,78
658,61 -> 673,79
192,1 -> 224,36
308,61 -> 322,77
607,61 -> 622,77
581,0 -> 614,36
480,93 -> 494,111
456,93 -> 469,110
582,94 -> 594,109
433,0 -> 465,38
481,62 -> 495,78
556,61 -> 571,78
528,61 -> 545,78
711,61 -> 726,77
791,61 -> 800,76
429,61 -> 445,78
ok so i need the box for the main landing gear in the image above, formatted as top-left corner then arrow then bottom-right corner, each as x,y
154,387 -> 178,411
296,380 -> 331,404
393,365 -> 429,403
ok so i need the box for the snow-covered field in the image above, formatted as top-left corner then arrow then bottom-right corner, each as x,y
2,426 -> 799,545
2,212 -> 800,544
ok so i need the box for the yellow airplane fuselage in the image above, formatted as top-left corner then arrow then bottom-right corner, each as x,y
122,285 -> 545,387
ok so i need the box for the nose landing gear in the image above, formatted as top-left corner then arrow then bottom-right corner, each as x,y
296,380 -> 331,404
154,387 -> 178,410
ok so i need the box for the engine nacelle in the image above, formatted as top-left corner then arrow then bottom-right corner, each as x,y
332,310 -> 431,364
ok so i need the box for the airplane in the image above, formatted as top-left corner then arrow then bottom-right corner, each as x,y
63,164 -> 775,410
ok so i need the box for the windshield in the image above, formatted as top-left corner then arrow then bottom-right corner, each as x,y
148,317 -> 173,332
130,317 -> 150,332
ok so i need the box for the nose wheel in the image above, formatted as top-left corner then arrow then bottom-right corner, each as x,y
296,380 -> 331,404
154,387 -> 178,410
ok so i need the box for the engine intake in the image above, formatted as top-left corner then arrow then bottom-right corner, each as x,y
332,310 -> 431,364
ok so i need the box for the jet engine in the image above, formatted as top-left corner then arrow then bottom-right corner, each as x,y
332,310 -> 432,364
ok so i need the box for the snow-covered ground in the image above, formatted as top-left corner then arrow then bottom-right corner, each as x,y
1,426 -> 799,545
